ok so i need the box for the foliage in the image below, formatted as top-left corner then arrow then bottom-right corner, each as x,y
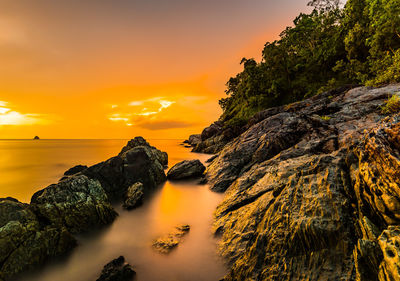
381,94 -> 400,114
219,0 -> 400,127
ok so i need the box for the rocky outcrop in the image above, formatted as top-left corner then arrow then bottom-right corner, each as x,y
204,84 -> 400,280
152,224 -> 190,254
31,175 -> 117,234
188,134 -> 201,145
123,182 -> 144,210
0,137 -> 167,280
83,136 -> 167,199
96,256 -> 135,281
0,198 -> 76,281
167,160 -> 206,180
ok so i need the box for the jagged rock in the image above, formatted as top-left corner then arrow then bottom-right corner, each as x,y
152,224 -> 190,254
167,160 -> 206,180
63,165 -> 88,176
201,121 -> 223,140
96,256 -> 135,281
205,155 -> 218,163
31,175 -> 117,234
82,137 -> 167,199
0,198 -> 76,281
123,182 -> 144,210
204,84 -> 400,280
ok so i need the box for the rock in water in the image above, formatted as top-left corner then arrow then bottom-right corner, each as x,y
152,224 -> 190,254
0,198 -> 76,281
33,136 -> 40,140
123,182 -> 144,210
31,175 -> 117,234
96,256 -> 136,281
204,85 -> 400,280
167,160 -> 206,180
83,136 -> 167,199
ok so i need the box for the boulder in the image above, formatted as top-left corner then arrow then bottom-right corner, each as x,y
96,256 -> 136,281
167,160 -> 206,180
31,175 -> 117,234
0,198 -> 76,281
201,121 -> 223,141
82,137 -> 167,199
123,182 -> 144,210
188,134 -> 201,145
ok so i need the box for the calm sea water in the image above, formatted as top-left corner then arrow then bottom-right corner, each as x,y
0,139 -> 226,281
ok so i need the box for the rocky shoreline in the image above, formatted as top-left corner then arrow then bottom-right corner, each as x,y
195,84 -> 400,280
0,137 -> 168,281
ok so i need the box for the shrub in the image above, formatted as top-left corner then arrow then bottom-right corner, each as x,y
381,94 -> 400,114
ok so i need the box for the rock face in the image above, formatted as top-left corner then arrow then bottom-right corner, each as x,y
167,160 -> 206,180
188,134 -> 201,145
204,85 -> 400,280
0,198 -> 76,281
96,256 -> 135,281
63,165 -> 88,176
123,182 -> 144,210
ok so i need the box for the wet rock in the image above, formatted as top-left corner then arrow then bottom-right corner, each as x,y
123,182 -> 144,210
96,256 -> 136,281
205,84 -> 400,280
152,224 -> 190,254
31,175 -> 117,234
167,160 -> 206,180
0,198 -> 76,281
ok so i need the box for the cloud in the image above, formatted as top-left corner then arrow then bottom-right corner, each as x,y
138,120 -> 196,130
0,101 -> 50,126
129,101 -> 143,106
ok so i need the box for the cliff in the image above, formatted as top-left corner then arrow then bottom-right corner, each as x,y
203,84 -> 400,280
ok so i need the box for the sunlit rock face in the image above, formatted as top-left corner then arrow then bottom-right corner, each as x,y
207,84 -> 400,280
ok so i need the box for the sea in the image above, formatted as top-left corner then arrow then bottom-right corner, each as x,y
0,139 -> 226,281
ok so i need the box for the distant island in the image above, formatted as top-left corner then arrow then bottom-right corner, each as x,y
33,136 -> 40,140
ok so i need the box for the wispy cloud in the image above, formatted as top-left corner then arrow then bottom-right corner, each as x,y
0,101 -> 50,126
138,120 -> 196,130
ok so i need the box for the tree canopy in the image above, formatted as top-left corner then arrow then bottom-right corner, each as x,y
219,0 -> 400,127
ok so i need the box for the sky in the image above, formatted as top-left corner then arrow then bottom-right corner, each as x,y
0,0 -> 311,139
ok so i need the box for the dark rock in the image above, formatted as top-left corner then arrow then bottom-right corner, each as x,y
198,177 -> 208,185
206,84 -> 400,280
188,134 -> 201,145
123,182 -> 144,210
96,256 -> 135,281
201,122 -> 223,141
31,175 -> 117,234
152,224 -> 190,254
82,137 -> 167,199
167,160 -> 206,180
184,145 -> 192,148
63,165 -> 88,177
33,136 -> 40,140
0,198 -> 76,281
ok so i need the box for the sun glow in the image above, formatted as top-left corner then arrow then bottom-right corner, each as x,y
0,101 -> 48,126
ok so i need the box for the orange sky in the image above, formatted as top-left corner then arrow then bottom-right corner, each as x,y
0,0 -> 311,139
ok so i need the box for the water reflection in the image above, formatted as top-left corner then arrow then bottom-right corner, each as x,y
1,139 -> 226,281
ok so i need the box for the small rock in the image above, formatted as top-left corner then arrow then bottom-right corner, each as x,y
152,224 -> 190,254
167,160 -> 206,180
96,256 -> 135,281
33,136 -> 40,140
205,155 -> 218,163
123,182 -> 144,210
